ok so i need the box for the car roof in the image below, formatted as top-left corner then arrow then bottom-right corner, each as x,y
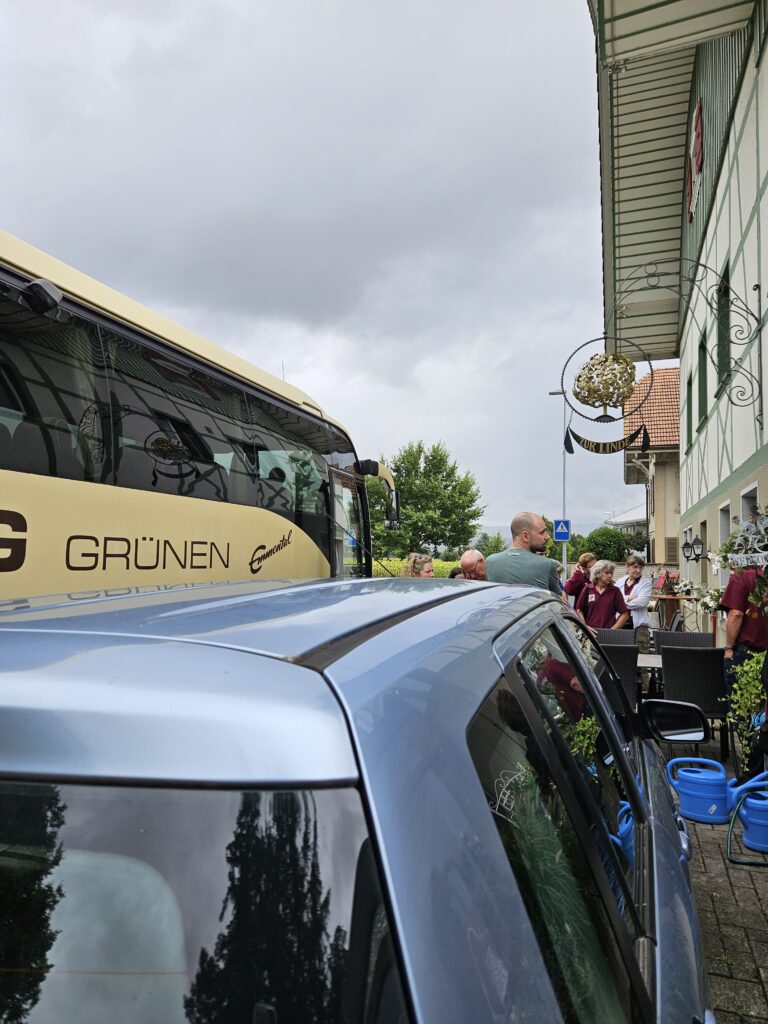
0,578 -> 552,785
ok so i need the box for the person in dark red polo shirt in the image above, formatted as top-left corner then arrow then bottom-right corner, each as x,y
564,551 -> 596,604
575,560 -> 630,632
537,655 -> 586,722
719,566 -> 768,693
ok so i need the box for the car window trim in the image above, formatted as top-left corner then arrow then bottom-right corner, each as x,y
551,613 -> 648,824
495,660 -> 654,1023
510,651 -> 642,926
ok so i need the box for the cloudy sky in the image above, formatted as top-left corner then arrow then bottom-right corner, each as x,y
3,0 -> 646,539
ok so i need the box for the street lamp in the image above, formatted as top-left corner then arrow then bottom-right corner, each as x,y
682,535 -> 704,562
548,388 -> 567,570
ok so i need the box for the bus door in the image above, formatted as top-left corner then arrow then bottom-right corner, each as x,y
330,470 -> 365,578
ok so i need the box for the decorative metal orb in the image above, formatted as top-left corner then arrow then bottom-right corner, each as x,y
572,353 -> 636,409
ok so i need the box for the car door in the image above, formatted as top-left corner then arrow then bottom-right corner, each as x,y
553,612 -> 709,1024
473,610 -> 655,1022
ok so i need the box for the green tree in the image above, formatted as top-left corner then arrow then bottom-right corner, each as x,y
584,526 -> 630,563
626,530 -> 648,555
366,442 -> 483,558
567,534 -> 588,562
542,516 -> 560,560
474,531 -> 506,556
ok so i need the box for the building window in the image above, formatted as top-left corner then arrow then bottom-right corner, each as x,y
686,374 -> 693,449
741,486 -> 758,521
717,263 -> 731,387
697,333 -> 708,425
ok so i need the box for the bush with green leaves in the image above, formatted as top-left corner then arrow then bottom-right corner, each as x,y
727,651 -> 766,777
584,526 -> 630,563
372,558 -> 460,578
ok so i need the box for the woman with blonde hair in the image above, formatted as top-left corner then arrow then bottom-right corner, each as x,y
402,553 -> 435,578
564,551 -> 596,603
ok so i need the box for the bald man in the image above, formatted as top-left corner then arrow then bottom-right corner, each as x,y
460,549 -> 486,580
485,513 -> 561,595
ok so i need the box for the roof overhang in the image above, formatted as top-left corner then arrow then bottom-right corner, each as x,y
591,1 -> 754,361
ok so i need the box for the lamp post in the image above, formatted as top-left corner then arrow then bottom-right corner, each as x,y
548,389 -> 567,571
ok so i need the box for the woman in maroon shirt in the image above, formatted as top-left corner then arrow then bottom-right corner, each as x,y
564,551 -> 596,603
576,560 -> 630,630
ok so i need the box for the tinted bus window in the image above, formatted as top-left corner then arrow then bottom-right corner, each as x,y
99,327 -> 333,559
0,302 -> 109,483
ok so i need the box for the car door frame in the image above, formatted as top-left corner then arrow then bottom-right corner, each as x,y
492,606 -> 656,1021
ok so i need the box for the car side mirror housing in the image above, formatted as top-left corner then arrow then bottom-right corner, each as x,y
641,699 -> 711,745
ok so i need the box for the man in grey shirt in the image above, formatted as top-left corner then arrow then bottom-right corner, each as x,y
486,512 -> 561,595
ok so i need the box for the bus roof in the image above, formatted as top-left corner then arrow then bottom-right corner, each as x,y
0,228 -> 350,437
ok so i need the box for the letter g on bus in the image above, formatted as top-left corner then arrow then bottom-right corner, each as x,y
0,510 -> 27,573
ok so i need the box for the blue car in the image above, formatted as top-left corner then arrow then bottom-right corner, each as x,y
0,578 -> 713,1023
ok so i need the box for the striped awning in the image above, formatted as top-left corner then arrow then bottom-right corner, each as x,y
590,1 -> 754,359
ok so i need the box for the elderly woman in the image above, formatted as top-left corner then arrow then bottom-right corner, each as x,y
575,559 -> 629,630
615,555 -> 652,653
402,553 -> 435,578
563,551 -> 596,603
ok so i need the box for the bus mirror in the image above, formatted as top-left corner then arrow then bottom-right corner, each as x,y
359,460 -> 401,529
22,278 -> 63,315
386,490 -> 401,530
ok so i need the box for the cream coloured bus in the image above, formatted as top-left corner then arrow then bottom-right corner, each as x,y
0,231 -> 398,601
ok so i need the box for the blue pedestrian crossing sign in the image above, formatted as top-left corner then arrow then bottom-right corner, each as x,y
553,519 -> 571,542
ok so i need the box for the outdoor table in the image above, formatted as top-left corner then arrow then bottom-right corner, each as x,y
638,653 -> 662,670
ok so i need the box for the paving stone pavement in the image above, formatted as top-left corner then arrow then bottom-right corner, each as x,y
671,730 -> 768,1023
688,816 -> 768,1023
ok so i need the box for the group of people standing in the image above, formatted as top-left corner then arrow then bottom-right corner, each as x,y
401,511 -> 653,651
402,509 -> 768,706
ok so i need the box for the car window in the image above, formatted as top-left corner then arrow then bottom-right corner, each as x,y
0,782 -> 410,1024
467,677 -> 638,1024
518,626 -> 638,898
558,615 -> 638,753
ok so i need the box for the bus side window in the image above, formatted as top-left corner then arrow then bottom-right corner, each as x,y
0,322 -> 106,482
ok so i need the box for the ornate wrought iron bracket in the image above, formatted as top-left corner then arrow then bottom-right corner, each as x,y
607,257 -> 762,413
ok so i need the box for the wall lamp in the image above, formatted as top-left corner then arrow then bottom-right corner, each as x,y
681,535 -> 704,563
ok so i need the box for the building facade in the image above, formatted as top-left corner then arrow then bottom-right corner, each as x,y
623,368 -> 681,567
590,0 -> 768,584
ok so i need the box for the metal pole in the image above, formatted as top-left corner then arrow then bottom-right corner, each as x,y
549,390 -> 568,571
561,394 -> 567,571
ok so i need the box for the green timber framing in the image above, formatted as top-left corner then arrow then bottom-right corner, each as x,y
590,1 -> 768,585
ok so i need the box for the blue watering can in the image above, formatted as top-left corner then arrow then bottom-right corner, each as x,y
667,757 -> 768,827
667,758 -> 729,824
609,800 -> 635,865
728,774 -> 768,852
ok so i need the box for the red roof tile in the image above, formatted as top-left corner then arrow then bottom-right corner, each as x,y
624,367 -> 679,447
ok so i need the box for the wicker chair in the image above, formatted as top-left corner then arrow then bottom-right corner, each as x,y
601,644 -> 640,710
653,630 -> 715,653
659,647 -> 729,761
596,628 -> 636,647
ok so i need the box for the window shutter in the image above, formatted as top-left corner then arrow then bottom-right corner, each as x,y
665,537 -> 679,564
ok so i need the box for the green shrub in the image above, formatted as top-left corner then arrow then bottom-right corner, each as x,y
727,651 -> 766,776
372,558 -> 460,578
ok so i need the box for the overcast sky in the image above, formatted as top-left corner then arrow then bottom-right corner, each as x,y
2,0 -> 646,540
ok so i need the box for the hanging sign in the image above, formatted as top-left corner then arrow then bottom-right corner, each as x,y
564,424 -> 649,455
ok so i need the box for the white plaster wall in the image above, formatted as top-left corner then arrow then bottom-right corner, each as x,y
680,41 -> 767,525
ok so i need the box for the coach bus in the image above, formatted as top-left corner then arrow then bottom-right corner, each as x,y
0,230 -> 399,600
